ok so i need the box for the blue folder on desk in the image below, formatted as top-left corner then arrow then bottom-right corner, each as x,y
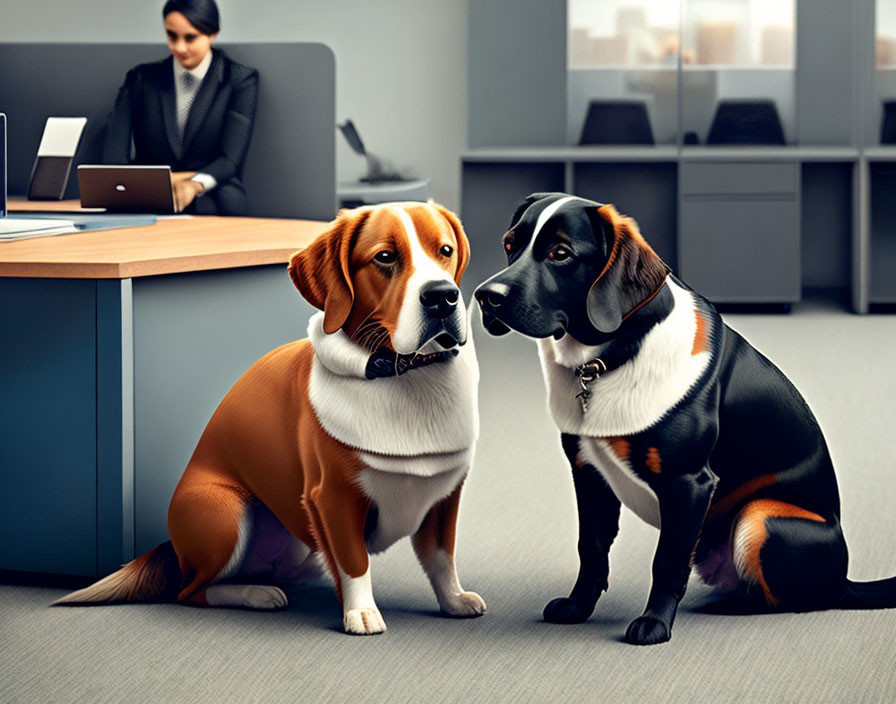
0,213 -> 157,242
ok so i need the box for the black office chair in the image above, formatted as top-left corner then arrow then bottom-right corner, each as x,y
579,100 -> 655,145
706,99 -> 786,145
881,100 -> 896,144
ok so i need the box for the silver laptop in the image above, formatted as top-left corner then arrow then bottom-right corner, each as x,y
78,165 -> 176,213
0,113 -> 78,237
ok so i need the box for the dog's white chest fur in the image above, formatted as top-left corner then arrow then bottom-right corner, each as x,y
537,280 -> 709,437
577,437 -> 660,528
358,464 -> 469,553
307,313 -> 479,458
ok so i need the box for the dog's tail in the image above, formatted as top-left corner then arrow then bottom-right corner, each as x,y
52,541 -> 180,606
837,577 -> 896,610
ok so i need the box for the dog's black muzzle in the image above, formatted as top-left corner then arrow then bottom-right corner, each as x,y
475,272 -> 567,339
420,280 -> 464,348
420,281 -> 459,320
473,281 -> 513,336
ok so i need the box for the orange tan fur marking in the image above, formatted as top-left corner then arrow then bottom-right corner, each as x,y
706,473 -> 778,522
605,436 -> 631,462
691,309 -> 710,356
645,447 -> 662,474
735,499 -> 825,606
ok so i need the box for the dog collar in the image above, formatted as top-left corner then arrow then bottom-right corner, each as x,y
365,348 -> 459,380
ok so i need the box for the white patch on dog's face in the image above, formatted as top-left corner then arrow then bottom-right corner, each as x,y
391,206 -> 467,354
528,196 -> 577,250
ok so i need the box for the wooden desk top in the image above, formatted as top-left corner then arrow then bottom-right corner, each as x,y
1,202 -> 329,279
7,197 -> 105,213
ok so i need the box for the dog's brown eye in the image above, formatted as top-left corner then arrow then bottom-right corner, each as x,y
548,246 -> 572,262
502,234 -> 514,254
440,245 -> 454,257
374,250 -> 396,265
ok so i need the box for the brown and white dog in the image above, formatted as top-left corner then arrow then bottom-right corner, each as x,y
55,202 -> 486,635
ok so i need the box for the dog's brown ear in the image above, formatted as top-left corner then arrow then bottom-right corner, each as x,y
288,208 -> 371,334
586,204 -> 670,334
432,203 -> 470,285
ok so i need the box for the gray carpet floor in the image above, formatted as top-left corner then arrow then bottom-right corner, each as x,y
3,297 -> 896,703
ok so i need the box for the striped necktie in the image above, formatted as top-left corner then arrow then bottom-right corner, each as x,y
177,71 -> 197,139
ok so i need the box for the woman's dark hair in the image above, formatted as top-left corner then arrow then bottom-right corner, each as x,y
163,0 -> 220,36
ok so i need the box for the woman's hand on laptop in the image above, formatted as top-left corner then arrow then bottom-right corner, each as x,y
171,171 -> 205,212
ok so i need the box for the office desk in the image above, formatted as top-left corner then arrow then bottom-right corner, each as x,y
0,211 -> 327,577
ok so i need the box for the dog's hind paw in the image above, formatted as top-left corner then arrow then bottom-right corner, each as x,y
623,615 -> 671,646
344,607 -> 387,635
440,591 -> 487,618
543,596 -> 593,624
204,585 -> 288,610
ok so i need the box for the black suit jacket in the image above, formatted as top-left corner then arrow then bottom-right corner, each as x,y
103,49 -> 258,213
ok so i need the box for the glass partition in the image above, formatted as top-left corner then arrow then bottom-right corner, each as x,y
680,0 -> 796,146
567,0 -> 796,147
876,1 -> 896,146
568,0 -> 680,146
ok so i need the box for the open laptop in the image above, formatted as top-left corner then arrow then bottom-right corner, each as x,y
0,113 -> 78,238
78,165 -> 176,213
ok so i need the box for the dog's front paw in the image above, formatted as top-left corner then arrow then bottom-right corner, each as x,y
440,591 -> 487,618
344,607 -> 387,635
543,596 -> 594,624
623,615 -> 671,646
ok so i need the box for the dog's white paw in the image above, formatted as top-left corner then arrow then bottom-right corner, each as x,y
205,585 -> 288,610
343,607 -> 387,635
440,591 -> 487,618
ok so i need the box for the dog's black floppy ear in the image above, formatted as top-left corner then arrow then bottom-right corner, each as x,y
289,207 -> 372,334
586,204 -> 671,334
507,192 -> 566,229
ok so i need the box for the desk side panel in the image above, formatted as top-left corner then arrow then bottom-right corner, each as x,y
131,265 -> 315,555
0,279 -> 97,575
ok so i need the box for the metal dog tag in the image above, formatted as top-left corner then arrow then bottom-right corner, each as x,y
574,359 -> 606,413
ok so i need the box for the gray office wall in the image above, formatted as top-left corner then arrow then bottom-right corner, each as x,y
0,0 -> 467,212
468,0 -> 567,148
796,0 -> 859,145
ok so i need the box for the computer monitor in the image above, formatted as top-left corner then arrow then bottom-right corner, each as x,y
881,101 -> 896,144
706,99 -> 786,145
579,100 -> 655,146
1,113 -> 7,217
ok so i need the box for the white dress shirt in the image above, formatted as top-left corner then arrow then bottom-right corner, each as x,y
173,51 -> 217,195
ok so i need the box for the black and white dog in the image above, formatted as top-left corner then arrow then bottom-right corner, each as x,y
474,192 -> 896,645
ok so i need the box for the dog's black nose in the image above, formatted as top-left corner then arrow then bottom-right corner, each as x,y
420,281 -> 459,319
474,282 -> 509,310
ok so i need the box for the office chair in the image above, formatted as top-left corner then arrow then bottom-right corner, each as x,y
881,100 -> 896,144
579,100 -> 655,145
706,99 -> 786,145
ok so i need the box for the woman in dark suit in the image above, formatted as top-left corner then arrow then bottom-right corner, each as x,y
103,0 -> 258,215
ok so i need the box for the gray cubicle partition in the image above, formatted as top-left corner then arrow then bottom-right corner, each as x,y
0,42 -> 336,221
